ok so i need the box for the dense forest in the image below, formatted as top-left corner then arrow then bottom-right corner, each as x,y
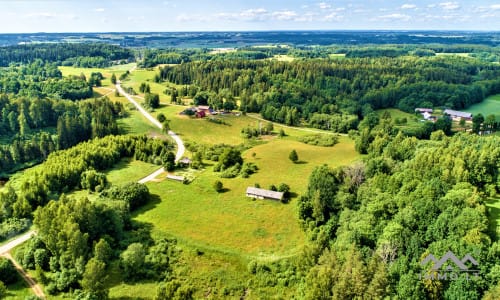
0,43 -> 134,67
158,56 -> 500,132
0,60 -> 125,176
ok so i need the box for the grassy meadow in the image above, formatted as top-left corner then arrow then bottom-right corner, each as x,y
467,94 -> 500,121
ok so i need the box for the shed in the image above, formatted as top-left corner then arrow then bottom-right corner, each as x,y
246,187 -> 284,201
443,109 -> 473,120
166,174 -> 185,182
415,108 -> 433,113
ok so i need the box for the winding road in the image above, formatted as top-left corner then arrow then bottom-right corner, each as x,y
115,80 -> 185,182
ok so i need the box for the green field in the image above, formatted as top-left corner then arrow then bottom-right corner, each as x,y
377,108 -> 422,129
133,136 -> 359,257
467,95 -> 500,121
3,280 -> 33,300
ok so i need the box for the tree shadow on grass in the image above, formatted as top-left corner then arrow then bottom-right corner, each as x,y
218,188 -> 230,193
294,160 -> 308,165
132,194 -> 161,218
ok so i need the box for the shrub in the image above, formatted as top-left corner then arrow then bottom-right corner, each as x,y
213,180 -> 224,193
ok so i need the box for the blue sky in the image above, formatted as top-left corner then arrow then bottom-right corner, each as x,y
1,1 -> 500,33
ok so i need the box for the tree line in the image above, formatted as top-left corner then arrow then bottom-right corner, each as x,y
157,56 -> 500,131
0,43 -> 133,67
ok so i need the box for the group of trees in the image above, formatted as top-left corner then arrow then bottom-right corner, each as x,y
295,130 -> 499,298
0,94 -> 125,174
0,134 -> 174,224
157,56 -> 500,132
0,132 -> 177,297
0,43 -> 133,67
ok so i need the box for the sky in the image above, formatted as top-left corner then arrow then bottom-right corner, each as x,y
1,0 -> 500,33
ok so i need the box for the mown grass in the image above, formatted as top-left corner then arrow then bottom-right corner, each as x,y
377,108 -> 422,128
467,94 -> 500,121
106,158 -> 161,184
3,276 -> 32,300
133,136 -> 359,258
59,63 -> 135,87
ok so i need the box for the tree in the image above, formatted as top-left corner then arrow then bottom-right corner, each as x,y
94,239 -> 113,262
145,93 -> 160,109
81,257 -> 109,299
0,258 -> 18,284
289,149 -> 298,163
164,152 -> 176,172
157,113 -> 166,123
120,243 -> 146,280
279,129 -> 286,137
110,73 -> 117,85
472,113 -> 484,134
217,148 -> 243,171
171,89 -> 178,104
161,119 -> 170,133
213,180 -> 223,193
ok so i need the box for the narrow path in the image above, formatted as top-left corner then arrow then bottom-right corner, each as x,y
116,80 -> 185,182
1,253 -> 45,299
0,230 -> 45,299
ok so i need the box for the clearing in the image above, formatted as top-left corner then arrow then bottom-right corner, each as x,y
467,95 -> 500,121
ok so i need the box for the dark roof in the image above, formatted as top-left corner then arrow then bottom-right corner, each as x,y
246,187 -> 284,200
444,109 -> 472,118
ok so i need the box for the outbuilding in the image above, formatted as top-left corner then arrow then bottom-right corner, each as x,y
246,187 -> 284,201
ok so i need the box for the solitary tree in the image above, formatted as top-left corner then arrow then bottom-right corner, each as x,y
213,180 -> 223,193
110,73 -> 117,84
472,113 -> 484,134
289,149 -> 299,163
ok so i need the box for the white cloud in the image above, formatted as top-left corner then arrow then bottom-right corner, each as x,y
324,12 -> 344,22
378,13 -> 411,21
176,14 -> 210,22
439,2 -> 460,11
319,2 -> 331,10
491,4 -> 500,10
401,4 -> 417,9
94,8 -> 105,13
25,12 -> 58,19
240,8 -> 268,20
271,10 -> 298,21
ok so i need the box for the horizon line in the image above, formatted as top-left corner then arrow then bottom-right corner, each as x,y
1,29 -> 500,35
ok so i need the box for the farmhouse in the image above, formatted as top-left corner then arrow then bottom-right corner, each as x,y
415,108 -> 433,113
443,109 -> 473,121
246,187 -> 284,201
422,112 -> 433,120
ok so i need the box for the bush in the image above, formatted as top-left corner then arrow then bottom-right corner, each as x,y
0,218 -> 31,241
241,162 -> 258,178
220,163 -> 241,178
0,258 -> 18,284
157,113 -> 166,123
213,180 -> 224,193
101,182 -> 150,211
289,150 -> 298,163
298,134 -> 339,147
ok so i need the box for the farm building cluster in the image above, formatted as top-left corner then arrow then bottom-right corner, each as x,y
415,108 -> 473,122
